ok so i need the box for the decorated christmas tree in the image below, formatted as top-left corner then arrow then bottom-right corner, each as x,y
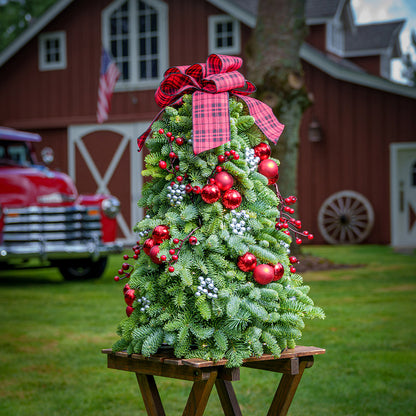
112,55 -> 324,368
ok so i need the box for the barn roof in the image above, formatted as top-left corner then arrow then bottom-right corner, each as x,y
344,20 -> 405,57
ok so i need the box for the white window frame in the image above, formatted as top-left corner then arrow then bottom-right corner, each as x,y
38,31 -> 67,71
102,0 -> 168,92
326,21 -> 345,56
208,15 -> 241,55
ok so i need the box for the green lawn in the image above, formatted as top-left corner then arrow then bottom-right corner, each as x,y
0,245 -> 415,415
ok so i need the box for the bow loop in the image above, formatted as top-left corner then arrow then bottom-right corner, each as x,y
137,54 -> 284,154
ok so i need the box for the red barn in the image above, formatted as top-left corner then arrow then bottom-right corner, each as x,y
0,0 -> 415,248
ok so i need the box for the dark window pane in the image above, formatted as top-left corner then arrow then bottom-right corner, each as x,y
151,36 -> 157,54
217,38 -> 223,47
150,13 -> 157,31
121,1 -> 128,11
139,0 -> 145,10
227,22 -> 233,32
151,59 -> 158,77
139,37 -> 146,55
122,61 -> 129,79
122,16 -> 128,34
111,40 -> 117,57
110,18 -> 117,35
227,36 -> 233,46
122,39 -> 128,56
54,52 -> 60,61
46,39 -> 51,49
216,23 -> 222,33
139,15 -> 146,32
412,162 -> 416,186
140,60 -> 147,78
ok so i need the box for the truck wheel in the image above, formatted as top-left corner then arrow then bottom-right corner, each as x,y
57,258 -> 108,281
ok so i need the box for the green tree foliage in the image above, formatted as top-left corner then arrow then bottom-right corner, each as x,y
113,95 -> 324,367
0,0 -> 56,52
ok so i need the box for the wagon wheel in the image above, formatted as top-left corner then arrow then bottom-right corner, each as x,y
318,190 -> 374,244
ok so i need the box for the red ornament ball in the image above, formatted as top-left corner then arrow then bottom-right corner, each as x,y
273,263 -> 284,281
168,266 -> 175,273
222,189 -> 242,210
254,143 -> 271,160
143,238 -> 155,255
152,225 -> 170,244
201,184 -> 221,204
149,245 -> 163,264
126,306 -> 134,317
158,160 -> 167,169
253,264 -> 275,285
189,236 -> 198,245
237,252 -> 257,272
214,171 -> 234,191
124,289 -> 136,306
258,159 -> 279,184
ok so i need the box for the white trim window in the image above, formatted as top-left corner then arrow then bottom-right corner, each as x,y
102,0 -> 168,91
208,15 -> 240,55
38,31 -> 67,71
326,21 -> 344,56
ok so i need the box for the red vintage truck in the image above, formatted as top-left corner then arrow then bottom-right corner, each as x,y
0,127 -> 122,280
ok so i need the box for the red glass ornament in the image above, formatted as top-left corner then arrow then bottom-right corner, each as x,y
177,176 -> 183,182
149,245 -> 163,264
253,264 -> 275,285
258,159 -> 279,184
214,171 -> 234,191
124,289 -> 136,306
193,186 -> 201,194
175,137 -> 184,145
289,256 -> 298,264
143,238 -> 155,255
290,266 -> 296,273
158,129 -> 164,134
166,132 -> 172,138
222,189 -> 242,210
218,155 -> 225,163
126,306 -> 134,317
237,252 -> 257,272
159,160 -> 167,169
254,143 -> 271,160
152,225 -> 170,244
273,263 -> 284,281
185,184 -> 193,193
201,184 -> 221,204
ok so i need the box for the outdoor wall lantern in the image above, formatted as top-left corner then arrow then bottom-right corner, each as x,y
308,119 -> 323,142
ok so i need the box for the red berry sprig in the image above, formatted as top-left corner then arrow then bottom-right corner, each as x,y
274,184 -> 314,244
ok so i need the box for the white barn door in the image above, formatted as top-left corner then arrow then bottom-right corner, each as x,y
390,142 -> 416,249
68,122 -> 147,244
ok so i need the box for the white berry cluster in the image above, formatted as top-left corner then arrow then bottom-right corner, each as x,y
137,296 -> 150,312
195,276 -> 218,298
137,215 -> 151,238
279,240 -> 291,254
229,210 -> 251,235
167,183 -> 186,206
245,148 -> 260,172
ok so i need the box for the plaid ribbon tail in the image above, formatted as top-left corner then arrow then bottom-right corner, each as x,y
137,107 -> 166,151
239,96 -> 285,144
192,91 -> 231,155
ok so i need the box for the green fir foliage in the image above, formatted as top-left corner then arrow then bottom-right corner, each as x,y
112,95 -> 324,367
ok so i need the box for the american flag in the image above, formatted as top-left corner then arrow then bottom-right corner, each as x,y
96,48 -> 120,124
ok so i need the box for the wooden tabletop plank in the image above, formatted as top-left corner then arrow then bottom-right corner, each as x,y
102,345 -> 326,368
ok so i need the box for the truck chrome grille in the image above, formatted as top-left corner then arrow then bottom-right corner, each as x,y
2,206 -> 102,244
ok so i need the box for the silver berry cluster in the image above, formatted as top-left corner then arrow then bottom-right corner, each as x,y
245,148 -> 260,172
195,276 -> 218,298
137,215 -> 151,238
279,240 -> 291,254
137,296 -> 150,312
229,209 -> 251,235
167,183 -> 186,206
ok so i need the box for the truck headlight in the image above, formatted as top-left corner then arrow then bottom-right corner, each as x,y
102,197 -> 120,218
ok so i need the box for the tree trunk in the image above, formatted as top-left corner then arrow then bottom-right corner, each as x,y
246,0 -> 310,198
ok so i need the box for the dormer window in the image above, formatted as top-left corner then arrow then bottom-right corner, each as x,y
102,0 -> 168,91
327,21 -> 344,55
38,31 -> 67,71
208,15 -> 240,55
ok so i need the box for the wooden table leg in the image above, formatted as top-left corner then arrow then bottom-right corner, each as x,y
215,379 -> 242,416
182,370 -> 218,416
267,357 -> 314,416
136,373 -> 166,416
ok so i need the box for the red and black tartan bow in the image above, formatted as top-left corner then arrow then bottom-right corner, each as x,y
137,54 -> 284,154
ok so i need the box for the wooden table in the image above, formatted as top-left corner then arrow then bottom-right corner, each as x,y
102,345 -> 325,416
